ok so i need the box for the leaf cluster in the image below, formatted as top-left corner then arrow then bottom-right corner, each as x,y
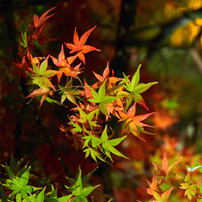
14,7 -> 157,164
144,154 -> 202,202
0,157 -> 97,202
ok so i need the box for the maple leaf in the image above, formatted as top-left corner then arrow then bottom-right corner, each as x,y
152,187 -> 174,202
82,126 -> 128,162
146,176 -> 174,202
123,65 -> 158,110
65,26 -> 100,64
20,31 -> 27,48
31,56 -> 57,90
12,56 -> 34,79
92,62 -> 122,89
100,126 -> 128,161
51,45 -> 76,67
93,63 -> 110,82
152,153 -> 182,179
87,80 -> 120,115
118,102 -> 154,139
78,107 -> 98,129
59,80 -> 80,105
26,88 -> 51,107
105,101 -> 123,119
78,78 -> 93,99
50,45 -> 82,82
59,63 -> 83,82
146,176 -> 159,196
33,7 -> 55,29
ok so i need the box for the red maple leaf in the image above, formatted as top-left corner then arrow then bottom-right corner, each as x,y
33,7 -> 55,29
65,26 -> 100,64
12,56 -> 34,79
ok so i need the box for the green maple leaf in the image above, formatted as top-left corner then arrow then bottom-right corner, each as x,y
69,118 -> 83,133
20,31 -> 27,48
78,108 -> 98,129
83,147 -> 105,162
123,64 -> 158,110
31,57 -> 57,90
87,80 -> 120,115
100,126 -> 128,161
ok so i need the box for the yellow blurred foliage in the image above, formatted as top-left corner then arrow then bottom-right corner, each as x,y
164,0 -> 202,19
187,0 -> 202,10
170,22 -> 201,47
164,2 -> 185,19
165,1 -> 202,47
195,18 -> 202,26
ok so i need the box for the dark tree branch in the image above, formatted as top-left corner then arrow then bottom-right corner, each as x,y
111,0 -> 139,76
98,0 -> 139,199
4,0 -> 28,159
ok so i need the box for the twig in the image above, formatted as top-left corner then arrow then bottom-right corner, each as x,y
189,48 -> 202,73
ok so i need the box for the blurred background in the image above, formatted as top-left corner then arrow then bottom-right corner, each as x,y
0,0 -> 201,201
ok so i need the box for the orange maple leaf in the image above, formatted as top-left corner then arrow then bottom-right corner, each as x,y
50,45 -> 82,82
92,62 -> 122,89
51,45 -> 76,67
152,153 -> 182,178
146,176 -> 159,196
32,8 -> 55,44
57,63 -> 83,83
65,26 -> 100,64
93,62 -> 110,82
78,78 -> 93,99
26,88 -> 51,107
105,100 -> 123,119
146,176 -> 173,202
118,102 -> 154,138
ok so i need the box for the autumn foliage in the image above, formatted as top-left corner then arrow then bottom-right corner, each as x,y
0,7 -> 201,202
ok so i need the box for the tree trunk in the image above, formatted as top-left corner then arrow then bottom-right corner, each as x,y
112,0 -> 139,76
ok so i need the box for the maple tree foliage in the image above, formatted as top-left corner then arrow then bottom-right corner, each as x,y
0,5 -> 201,202
65,25 -> 100,64
3,7 -> 158,199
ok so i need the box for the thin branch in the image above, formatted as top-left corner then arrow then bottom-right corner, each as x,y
189,48 -> 202,73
